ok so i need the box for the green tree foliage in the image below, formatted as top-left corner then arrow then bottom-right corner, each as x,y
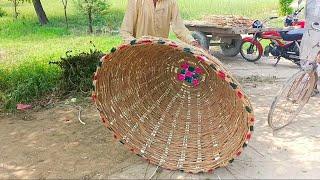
279,0 -> 295,15
76,0 -> 110,33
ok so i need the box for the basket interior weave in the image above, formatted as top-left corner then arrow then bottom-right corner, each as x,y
93,38 -> 254,173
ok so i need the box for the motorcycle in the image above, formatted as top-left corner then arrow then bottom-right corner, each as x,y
284,7 -> 305,28
240,7 -> 305,66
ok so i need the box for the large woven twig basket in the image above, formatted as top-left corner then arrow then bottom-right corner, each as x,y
92,37 -> 255,174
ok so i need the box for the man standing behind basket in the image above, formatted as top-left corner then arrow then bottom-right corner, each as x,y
120,0 -> 199,46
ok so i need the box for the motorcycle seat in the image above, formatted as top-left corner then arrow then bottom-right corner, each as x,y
279,29 -> 305,41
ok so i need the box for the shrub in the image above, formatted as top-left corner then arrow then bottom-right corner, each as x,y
50,45 -> 104,95
279,0 -> 294,15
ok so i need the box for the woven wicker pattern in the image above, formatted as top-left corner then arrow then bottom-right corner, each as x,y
93,37 -> 254,174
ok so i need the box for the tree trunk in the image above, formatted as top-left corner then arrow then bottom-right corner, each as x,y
64,7 -> 68,28
32,0 -> 49,25
88,7 -> 93,33
13,0 -> 18,19
61,0 -> 68,28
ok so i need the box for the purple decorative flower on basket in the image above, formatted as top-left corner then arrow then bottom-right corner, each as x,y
177,61 -> 203,87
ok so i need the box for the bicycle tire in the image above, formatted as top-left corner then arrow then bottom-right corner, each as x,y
268,70 -> 317,131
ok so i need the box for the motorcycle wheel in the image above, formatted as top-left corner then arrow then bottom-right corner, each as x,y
240,40 -> 262,62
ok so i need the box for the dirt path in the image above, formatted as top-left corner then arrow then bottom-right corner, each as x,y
1,56 -> 319,179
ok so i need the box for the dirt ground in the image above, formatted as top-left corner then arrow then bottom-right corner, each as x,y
1,55 -> 319,179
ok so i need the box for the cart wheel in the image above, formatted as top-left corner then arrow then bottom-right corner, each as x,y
220,36 -> 242,57
192,31 -> 209,50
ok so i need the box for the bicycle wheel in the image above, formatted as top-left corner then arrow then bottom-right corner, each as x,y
268,70 -> 317,130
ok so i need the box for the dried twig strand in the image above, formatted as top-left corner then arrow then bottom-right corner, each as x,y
93,37 -> 255,174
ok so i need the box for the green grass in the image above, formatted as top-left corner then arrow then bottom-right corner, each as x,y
0,36 -> 121,109
0,0 -> 279,110
178,0 -> 279,19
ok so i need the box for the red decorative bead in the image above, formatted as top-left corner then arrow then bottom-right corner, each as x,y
119,45 -> 128,50
250,117 -> 255,123
237,91 -> 243,99
141,40 -> 152,44
93,74 -> 98,81
114,134 -> 120,139
236,151 -> 242,156
208,169 -> 214,173
195,67 -> 203,74
104,55 -> 110,61
217,71 -> 226,80
197,55 -> 206,62
130,148 -> 138,154
181,62 -> 189,69
177,74 -> 185,81
246,133 -> 252,140
193,79 -> 200,87
169,43 -> 178,48
91,93 -> 97,102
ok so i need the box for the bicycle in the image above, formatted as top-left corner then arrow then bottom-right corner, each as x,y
267,22 -> 320,131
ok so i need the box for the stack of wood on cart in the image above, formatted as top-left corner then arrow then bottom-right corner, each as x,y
202,15 -> 253,29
